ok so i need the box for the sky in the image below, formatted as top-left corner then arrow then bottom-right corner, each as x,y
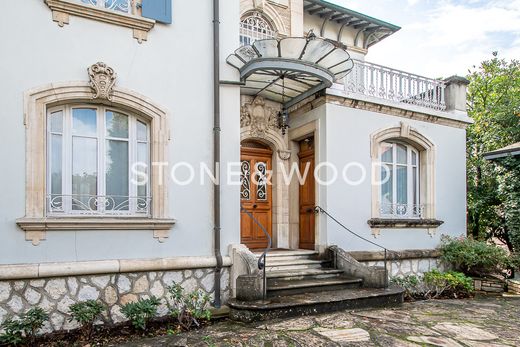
330,0 -> 520,78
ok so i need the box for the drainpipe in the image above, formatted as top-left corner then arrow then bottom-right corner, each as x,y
212,0 -> 223,309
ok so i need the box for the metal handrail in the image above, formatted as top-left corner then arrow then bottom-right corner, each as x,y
240,205 -> 271,300
315,205 -> 396,286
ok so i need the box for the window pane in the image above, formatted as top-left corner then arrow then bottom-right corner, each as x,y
105,0 -> 130,13
381,164 -> 393,214
256,162 -> 267,201
137,142 -> 148,198
72,137 -> 98,210
137,120 -> 148,142
72,108 -> 97,136
241,161 -> 251,201
50,134 -> 63,210
396,144 -> 407,164
106,111 -> 129,138
412,151 -> 417,166
413,167 -> 418,206
106,140 -> 129,211
381,143 -> 393,163
396,166 -> 408,205
50,111 -> 63,133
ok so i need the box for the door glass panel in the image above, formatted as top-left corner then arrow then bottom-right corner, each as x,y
381,164 -> 393,214
106,140 -> 129,211
72,137 -> 98,211
241,161 -> 251,200
256,162 -> 267,201
396,165 -> 408,207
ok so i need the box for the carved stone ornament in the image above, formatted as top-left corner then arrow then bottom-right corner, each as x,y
241,96 -> 279,137
88,62 -> 117,101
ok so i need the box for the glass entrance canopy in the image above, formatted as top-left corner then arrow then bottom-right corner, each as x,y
227,37 -> 354,108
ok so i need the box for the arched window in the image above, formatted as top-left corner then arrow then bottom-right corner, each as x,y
47,105 -> 150,216
380,141 -> 421,218
240,12 -> 276,46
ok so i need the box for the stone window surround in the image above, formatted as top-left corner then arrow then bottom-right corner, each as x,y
241,2 -> 289,37
44,0 -> 155,43
369,122 -> 442,237
17,81 -> 174,246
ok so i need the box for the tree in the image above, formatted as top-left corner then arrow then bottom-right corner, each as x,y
466,53 -> 520,250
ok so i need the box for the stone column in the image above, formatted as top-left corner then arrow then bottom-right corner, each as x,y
444,76 -> 470,114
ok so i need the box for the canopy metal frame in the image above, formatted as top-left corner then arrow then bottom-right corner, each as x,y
227,36 -> 354,109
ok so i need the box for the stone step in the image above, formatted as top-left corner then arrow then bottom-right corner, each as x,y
254,250 -> 319,262
267,276 -> 363,297
266,268 -> 345,281
229,286 -> 405,322
265,259 -> 331,272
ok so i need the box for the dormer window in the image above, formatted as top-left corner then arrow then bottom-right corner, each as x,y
240,12 -> 277,46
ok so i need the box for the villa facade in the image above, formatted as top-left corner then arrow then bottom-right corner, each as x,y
0,0 -> 471,331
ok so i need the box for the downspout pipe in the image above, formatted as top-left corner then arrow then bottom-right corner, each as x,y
213,0 -> 223,309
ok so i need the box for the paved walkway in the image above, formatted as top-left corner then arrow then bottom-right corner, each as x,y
118,296 -> 520,346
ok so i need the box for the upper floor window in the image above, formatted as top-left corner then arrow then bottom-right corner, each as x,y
80,0 -> 132,14
47,105 -> 150,216
380,141 -> 421,218
240,12 -> 276,46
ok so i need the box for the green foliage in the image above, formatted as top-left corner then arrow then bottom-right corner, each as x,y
391,270 -> 474,301
440,235 -> 511,275
68,300 -> 105,339
167,282 -> 212,331
0,308 -> 49,346
121,296 -> 161,331
466,54 -> 520,249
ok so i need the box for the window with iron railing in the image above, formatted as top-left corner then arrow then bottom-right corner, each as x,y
80,0 -> 133,14
379,141 -> 424,219
47,105 -> 151,216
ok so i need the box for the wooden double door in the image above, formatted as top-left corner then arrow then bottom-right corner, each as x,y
298,138 -> 315,250
239,138 -> 315,250
240,142 -> 273,250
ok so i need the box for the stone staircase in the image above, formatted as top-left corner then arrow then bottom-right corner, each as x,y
260,249 -> 363,297
228,248 -> 405,322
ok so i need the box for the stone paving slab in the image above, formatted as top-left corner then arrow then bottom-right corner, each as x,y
117,296 -> 520,347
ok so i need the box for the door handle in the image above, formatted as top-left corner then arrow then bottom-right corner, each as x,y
306,208 -> 313,213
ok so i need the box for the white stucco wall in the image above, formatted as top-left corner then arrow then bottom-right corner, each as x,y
0,0 -> 240,264
321,103 -> 467,251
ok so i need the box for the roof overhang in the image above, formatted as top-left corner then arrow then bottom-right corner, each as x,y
303,0 -> 401,48
227,37 -> 353,108
484,142 -> 520,160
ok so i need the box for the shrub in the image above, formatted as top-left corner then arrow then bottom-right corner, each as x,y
423,270 -> 474,299
167,282 -> 212,331
391,270 -> 474,301
0,308 -> 49,346
68,300 -> 105,339
439,235 -> 510,276
121,296 -> 161,331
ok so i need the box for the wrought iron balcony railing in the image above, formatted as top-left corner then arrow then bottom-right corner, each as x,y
345,60 -> 447,111
47,194 -> 151,216
79,0 -> 133,14
379,203 -> 425,219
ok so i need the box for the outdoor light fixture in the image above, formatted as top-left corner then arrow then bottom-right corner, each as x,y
277,75 -> 290,135
277,108 -> 289,135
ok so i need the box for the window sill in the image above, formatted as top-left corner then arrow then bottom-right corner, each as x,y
367,218 -> 444,229
45,0 -> 156,43
17,217 -> 176,246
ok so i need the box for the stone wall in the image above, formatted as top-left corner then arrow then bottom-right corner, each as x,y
349,249 -> 445,278
0,268 -> 230,334
360,258 -> 445,278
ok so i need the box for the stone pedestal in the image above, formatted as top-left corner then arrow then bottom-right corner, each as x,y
236,275 -> 264,301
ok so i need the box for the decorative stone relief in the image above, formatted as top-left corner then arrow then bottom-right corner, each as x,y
88,62 -> 117,101
241,97 -> 279,137
277,150 -> 291,160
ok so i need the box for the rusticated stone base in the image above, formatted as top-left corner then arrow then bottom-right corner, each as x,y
0,268 -> 230,334
348,250 -> 445,277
